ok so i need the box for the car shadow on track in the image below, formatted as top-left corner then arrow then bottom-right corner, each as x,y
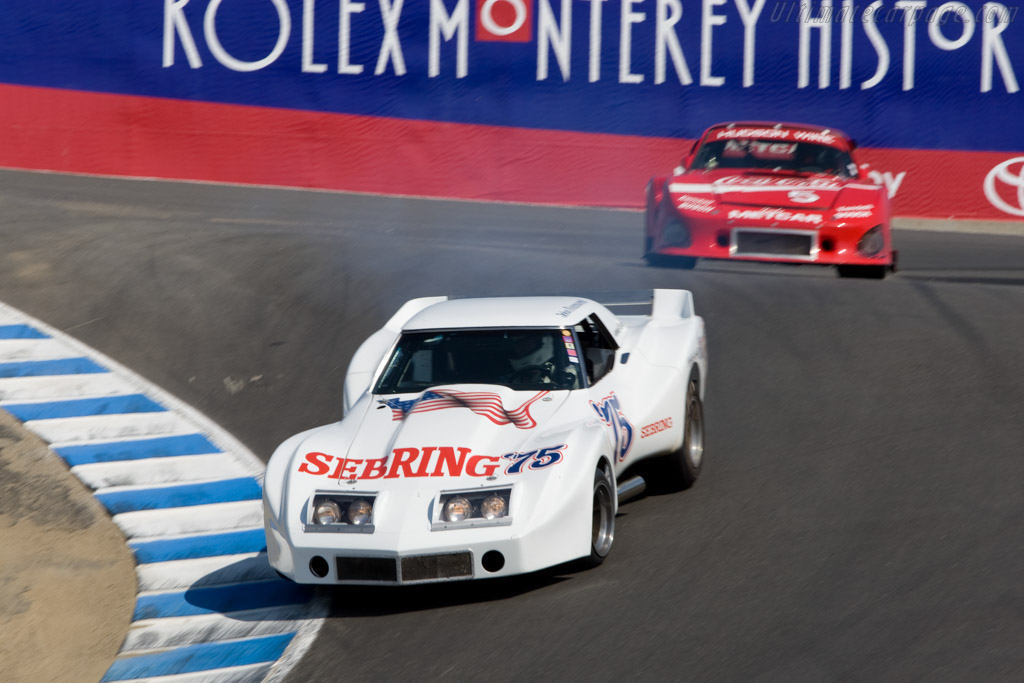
321,571 -> 577,616
622,260 -> 842,279
179,551 -> 586,618
312,513 -> 659,614
626,260 -> 1024,287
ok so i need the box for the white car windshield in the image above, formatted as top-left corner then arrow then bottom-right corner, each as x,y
374,329 -> 582,393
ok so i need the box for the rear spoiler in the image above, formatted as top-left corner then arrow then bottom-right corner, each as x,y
593,289 -> 694,320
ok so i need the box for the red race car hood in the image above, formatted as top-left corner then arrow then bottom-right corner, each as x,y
668,170 -> 866,211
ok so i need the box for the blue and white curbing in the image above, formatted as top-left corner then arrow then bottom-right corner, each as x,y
0,302 -> 327,683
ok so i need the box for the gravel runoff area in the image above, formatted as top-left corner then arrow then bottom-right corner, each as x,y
0,409 -> 135,683
0,214 -> 1019,683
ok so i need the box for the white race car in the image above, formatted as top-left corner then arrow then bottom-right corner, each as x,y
263,290 -> 708,584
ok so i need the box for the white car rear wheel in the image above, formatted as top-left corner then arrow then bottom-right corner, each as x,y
668,380 -> 704,489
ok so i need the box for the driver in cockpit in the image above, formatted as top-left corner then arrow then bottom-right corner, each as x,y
504,332 -> 580,389
508,333 -> 555,373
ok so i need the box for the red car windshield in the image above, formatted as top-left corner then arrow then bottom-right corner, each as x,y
692,138 -> 857,178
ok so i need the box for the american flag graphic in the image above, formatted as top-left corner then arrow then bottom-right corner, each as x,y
384,390 -> 548,429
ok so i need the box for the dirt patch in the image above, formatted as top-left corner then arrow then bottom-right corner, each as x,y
0,411 -> 136,683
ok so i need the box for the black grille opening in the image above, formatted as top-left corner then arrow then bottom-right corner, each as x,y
401,552 -> 474,582
735,231 -> 813,257
336,556 -> 398,582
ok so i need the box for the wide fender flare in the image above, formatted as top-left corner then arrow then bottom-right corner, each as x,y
645,176 -> 670,237
263,425 -> 327,527
517,424 -> 616,562
343,329 -> 396,413
571,422 -> 617,503
264,427 -> 328,576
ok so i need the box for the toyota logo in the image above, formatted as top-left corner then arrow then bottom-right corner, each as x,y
984,157 -> 1024,217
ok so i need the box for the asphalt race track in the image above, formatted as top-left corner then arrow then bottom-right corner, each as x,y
2,168 -> 1022,682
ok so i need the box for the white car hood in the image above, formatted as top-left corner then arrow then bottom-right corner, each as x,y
291,385 -> 572,489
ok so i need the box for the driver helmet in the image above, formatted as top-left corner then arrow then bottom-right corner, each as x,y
508,334 -> 555,371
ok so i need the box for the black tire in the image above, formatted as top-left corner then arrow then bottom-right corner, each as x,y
581,464 -> 615,568
673,256 -> 698,270
666,381 -> 704,490
644,252 -> 698,270
837,264 -> 887,279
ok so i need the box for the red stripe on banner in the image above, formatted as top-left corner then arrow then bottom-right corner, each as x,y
0,83 -> 1020,220
855,147 -> 1024,221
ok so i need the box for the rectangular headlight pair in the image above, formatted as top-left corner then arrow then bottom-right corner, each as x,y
433,487 -> 513,531
304,492 -> 377,533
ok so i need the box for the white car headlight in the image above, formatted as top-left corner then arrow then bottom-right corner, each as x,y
480,494 -> 507,520
313,500 -> 342,525
434,488 -> 513,529
444,496 -> 473,522
347,500 -> 373,525
306,492 -> 377,533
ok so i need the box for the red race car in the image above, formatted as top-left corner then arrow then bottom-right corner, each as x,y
644,122 -> 896,278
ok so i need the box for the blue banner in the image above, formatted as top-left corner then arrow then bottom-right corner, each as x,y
0,0 -> 1021,151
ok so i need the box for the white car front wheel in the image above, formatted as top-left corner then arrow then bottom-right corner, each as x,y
586,464 -> 615,567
